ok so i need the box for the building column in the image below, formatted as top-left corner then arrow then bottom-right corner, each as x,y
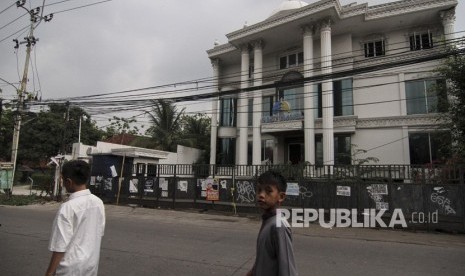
303,25 -> 315,164
252,40 -> 263,165
320,19 -> 334,166
238,45 -> 250,165
209,59 -> 220,165
440,9 -> 456,43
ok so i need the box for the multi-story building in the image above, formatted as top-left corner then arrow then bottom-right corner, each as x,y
207,0 -> 457,166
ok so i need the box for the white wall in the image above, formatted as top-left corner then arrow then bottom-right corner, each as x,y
158,145 -> 203,165
352,128 -> 408,164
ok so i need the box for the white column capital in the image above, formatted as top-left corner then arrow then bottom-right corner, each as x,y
210,58 -> 220,69
240,44 -> 250,54
440,9 -> 455,26
319,18 -> 332,32
251,40 -> 264,50
302,25 -> 315,36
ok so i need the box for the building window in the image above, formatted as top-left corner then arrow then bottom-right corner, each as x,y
409,132 -> 450,164
409,31 -> 433,51
278,87 -> 304,115
248,99 -> 253,127
262,96 -> 274,117
220,98 -> 237,127
279,52 -> 304,69
262,139 -> 274,163
315,135 -> 351,165
315,135 -> 323,166
334,78 -> 353,116
314,78 -> 353,118
335,135 -> 351,165
406,79 -> 447,115
218,138 -> 236,165
364,40 -> 385,57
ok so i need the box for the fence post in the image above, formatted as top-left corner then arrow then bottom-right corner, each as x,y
460,166 -> 465,232
156,164 -> 160,208
172,165 -> 177,209
421,166 -> 430,231
231,165 -> 237,215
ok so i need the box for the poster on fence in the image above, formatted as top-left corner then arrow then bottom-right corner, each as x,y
144,179 -> 154,193
177,180 -> 188,192
336,186 -> 351,197
286,183 -> 300,196
103,178 -> 113,191
206,178 -> 219,201
370,184 -> 388,195
129,179 -> 139,193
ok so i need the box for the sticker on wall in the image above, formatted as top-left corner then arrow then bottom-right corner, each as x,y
144,179 -> 154,193
178,180 -> 188,192
220,180 -> 227,189
286,183 -> 300,196
159,178 -> 168,191
370,184 -> 388,195
336,186 -> 351,197
129,179 -> 138,193
161,191 -> 168,197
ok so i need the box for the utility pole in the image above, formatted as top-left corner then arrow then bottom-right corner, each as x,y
10,0 -> 53,192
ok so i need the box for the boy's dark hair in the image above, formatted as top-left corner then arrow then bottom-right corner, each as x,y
257,170 -> 287,192
62,160 -> 90,185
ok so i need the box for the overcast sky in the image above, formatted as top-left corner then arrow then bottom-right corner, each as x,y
0,0 -> 464,126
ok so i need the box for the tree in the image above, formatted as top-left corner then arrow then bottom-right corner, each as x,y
437,49 -> 465,161
0,103 -> 103,166
0,104 -> 14,161
102,116 -> 143,139
179,113 -> 211,163
146,99 -> 184,152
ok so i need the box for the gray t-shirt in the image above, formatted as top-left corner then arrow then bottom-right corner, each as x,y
252,211 -> 298,276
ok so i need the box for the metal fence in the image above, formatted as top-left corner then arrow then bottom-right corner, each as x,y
90,164 -> 465,232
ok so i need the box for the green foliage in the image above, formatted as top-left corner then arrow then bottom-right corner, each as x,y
146,99 -> 185,152
0,106 -> 14,161
179,113 -> 211,163
102,116 -> 143,139
351,144 -> 380,166
0,103 -> 103,166
436,50 -> 465,161
0,194 -> 46,206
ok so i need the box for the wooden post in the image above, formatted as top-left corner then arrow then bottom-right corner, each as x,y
116,154 -> 125,205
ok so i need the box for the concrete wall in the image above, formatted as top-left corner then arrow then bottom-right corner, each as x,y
159,145 -> 204,165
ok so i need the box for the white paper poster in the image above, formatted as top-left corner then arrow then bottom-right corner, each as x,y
159,178 -> 168,190
110,165 -> 118,177
129,179 -> 138,193
286,183 -> 300,196
161,191 -> 168,197
178,180 -> 188,192
336,186 -> 351,197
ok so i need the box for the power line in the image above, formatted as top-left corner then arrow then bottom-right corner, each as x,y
0,2 -> 16,16
41,34 -> 465,105
51,0 -> 112,14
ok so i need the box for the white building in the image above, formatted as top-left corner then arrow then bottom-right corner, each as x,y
207,0 -> 457,166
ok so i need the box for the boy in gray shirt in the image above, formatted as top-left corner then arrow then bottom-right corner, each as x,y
246,170 -> 298,276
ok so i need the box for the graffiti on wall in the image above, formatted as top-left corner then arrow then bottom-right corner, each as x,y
236,180 -> 255,203
367,184 -> 389,210
431,187 -> 456,215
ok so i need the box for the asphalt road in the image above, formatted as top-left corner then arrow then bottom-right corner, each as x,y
1,203 -> 465,276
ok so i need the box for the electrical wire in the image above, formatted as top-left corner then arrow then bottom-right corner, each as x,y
0,2 -> 16,16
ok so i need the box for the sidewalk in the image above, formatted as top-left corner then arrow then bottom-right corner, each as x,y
8,185 -> 43,196
4,188 -> 465,248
